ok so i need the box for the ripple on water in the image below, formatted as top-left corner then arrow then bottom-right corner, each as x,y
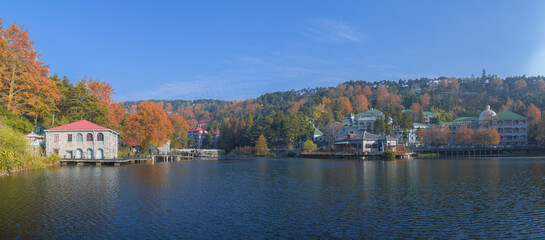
2,158 -> 545,238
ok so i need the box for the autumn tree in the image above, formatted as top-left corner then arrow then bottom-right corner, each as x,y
474,128 -> 500,145
419,93 -> 430,109
410,102 -> 424,122
81,78 -> 125,129
491,77 -> 503,89
375,88 -> 403,112
124,101 -> 173,150
450,77 -> 460,91
352,94 -> 369,113
514,79 -> 527,92
418,125 -> 450,146
169,114 -> 189,149
0,21 -> 60,123
439,80 -> 449,91
362,86 -> 373,97
255,134 -> 269,156
453,125 -> 474,145
525,104 -> 541,125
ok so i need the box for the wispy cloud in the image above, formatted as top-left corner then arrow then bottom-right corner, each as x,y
120,76 -> 257,101
304,18 -> 364,43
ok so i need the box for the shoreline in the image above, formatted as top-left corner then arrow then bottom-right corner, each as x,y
0,162 -> 60,177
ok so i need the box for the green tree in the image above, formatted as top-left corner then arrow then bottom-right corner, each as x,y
202,132 -> 213,149
302,140 -> 317,152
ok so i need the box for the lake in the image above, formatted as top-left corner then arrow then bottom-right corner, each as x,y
2,157 -> 545,239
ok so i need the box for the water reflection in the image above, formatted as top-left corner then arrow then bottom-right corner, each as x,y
1,157 -> 545,238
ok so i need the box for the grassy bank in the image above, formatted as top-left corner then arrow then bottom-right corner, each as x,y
0,124 -> 60,175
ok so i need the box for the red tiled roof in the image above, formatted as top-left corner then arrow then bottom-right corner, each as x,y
188,127 -> 205,132
46,120 -> 110,131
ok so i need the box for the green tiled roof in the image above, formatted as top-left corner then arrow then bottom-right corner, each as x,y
423,111 -> 434,115
496,111 -> 527,120
402,109 -> 411,113
413,123 -> 428,127
342,123 -> 357,128
314,128 -> 323,135
357,117 -> 377,121
453,117 -> 478,122
364,108 -> 382,114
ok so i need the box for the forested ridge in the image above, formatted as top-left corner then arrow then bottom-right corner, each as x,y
2,20 -> 545,157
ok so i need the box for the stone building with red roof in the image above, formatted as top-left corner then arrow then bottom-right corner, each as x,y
44,120 -> 119,159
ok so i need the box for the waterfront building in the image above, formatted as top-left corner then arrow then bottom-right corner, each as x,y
447,105 -> 528,145
44,120 -> 119,159
333,131 -> 397,153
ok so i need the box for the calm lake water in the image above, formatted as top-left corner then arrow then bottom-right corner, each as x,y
2,157 -> 545,239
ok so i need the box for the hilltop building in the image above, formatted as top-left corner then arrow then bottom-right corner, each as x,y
44,120 -> 119,159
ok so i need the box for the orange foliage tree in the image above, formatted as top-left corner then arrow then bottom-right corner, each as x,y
0,21 -> 59,123
525,104 -> 541,125
474,128 -> 500,145
453,125 -> 474,145
352,94 -> 369,113
514,79 -> 527,92
288,99 -> 306,113
169,114 -> 189,149
410,102 -> 423,122
419,93 -> 430,109
333,97 -> 352,117
81,78 -> 125,129
375,87 -> 403,112
362,86 -> 373,97
417,125 -> 450,146
124,102 -> 173,149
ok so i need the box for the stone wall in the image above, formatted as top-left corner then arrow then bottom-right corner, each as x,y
45,130 -> 118,159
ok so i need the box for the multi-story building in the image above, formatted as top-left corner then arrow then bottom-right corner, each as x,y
188,127 -> 208,148
44,120 -> 119,159
447,105 -> 527,145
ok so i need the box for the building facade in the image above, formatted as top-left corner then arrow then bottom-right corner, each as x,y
44,120 -> 119,159
334,131 -> 397,153
447,106 -> 528,145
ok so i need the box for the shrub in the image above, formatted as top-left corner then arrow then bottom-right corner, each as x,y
382,150 -> 396,160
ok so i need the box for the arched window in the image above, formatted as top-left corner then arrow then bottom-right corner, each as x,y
87,149 -> 93,159
87,133 -> 93,141
97,149 -> 104,159
97,133 -> 104,141
77,133 -> 83,142
75,149 -> 83,159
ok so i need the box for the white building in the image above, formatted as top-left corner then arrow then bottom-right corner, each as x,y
44,120 -> 119,159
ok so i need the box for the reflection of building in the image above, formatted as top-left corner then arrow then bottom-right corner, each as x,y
446,106 -> 528,145
44,120 -> 119,159
334,131 -> 397,153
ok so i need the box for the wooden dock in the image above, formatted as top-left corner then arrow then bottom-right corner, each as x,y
60,154 -> 194,166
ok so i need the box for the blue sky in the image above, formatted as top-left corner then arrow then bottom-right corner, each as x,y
2,1 -> 544,101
